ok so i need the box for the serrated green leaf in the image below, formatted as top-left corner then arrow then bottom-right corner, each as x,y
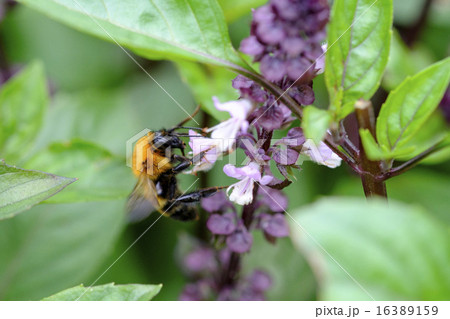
0,162 -> 75,220
24,140 -> 134,203
16,0 -> 249,71
302,106 -> 331,144
42,283 -> 162,301
0,61 -> 47,163
0,200 -> 125,300
376,58 -> 450,158
325,0 -> 392,120
290,197 -> 450,300
176,61 -> 238,121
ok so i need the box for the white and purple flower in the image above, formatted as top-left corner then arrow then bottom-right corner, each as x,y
223,162 -> 273,205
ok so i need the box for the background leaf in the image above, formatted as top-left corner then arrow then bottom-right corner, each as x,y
24,140 -> 134,203
376,58 -> 450,159
290,197 -> 450,300
42,283 -> 161,301
301,106 -> 331,144
0,200 -> 125,300
176,61 -> 238,121
0,162 -> 75,220
325,0 -> 392,120
0,61 -> 47,163
16,0 -> 248,71
218,0 -> 265,23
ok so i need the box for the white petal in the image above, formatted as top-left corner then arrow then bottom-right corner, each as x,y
212,97 -> 253,120
301,140 -> 342,168
227,177 -> 254,205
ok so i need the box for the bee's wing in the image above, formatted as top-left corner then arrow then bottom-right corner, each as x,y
127,174 -> 163,222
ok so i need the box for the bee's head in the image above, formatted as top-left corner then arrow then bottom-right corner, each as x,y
152,129 -> 186,154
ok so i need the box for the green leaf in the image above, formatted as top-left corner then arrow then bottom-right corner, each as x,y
325,0 -> 392,120
0,200 -> 125,300
218,0 -> 266,23
16,0 -> 249,71
376,58 -> 450,158
0,61 -> 47,163
359,128 -> 415,160
42,283 -> 162,301
24,140 -> 134,203
302,106 -> 331,144
0,162 -> 75,220
176,61 -> 238,121
290,197 -> 450,300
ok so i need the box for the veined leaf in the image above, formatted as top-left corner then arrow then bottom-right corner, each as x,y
16,0 -> 249,71
376,58 -> 450,157
302,106 -> 331,144
0,61 -> 47,163
290,197 -> 450,300
325,0 -> 392,120
0,162 -> 75,220
42,283 -> 162,301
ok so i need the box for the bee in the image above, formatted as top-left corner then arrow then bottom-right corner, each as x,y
127,106 -> 223,222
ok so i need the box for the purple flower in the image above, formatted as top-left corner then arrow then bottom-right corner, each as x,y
258,185 -> 288,212
223,162 -> 273,205
207,212 -> 237,235
201,191 -> 231,213
249,270 -> 272,292
226,224 -> 253,253
184,247 -> 217,274
188,97 -> 253,172
259,213 -> 289,237
240,36 -> 265,56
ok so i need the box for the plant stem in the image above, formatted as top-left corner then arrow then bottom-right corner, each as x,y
383,144 -> 444,180
355,100 -> 387,198
219,185 -> 259,289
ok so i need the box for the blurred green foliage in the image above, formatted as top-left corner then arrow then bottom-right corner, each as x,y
0,0 -> 448,301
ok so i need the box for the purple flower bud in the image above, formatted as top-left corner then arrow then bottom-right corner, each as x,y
253,105 -> 285,131
256,22 -> 286,45
184,248 -> 217,274
260,213 -> 289,237
272,0 -> 299,21
258,186 -> 288,212
290,84 -> 315,105
239,289 -> 265,301
260,55 -> 286,82
207,212 -> 237,235
179,280 -> 212,301
439,86 -> 450,123
272,146 -> 299,165
240,36 -> 265,56
249,270 -> 272,292
226,226 -> 253,253
201,191 -> 230,213
286,58 -> 311,81
253,5 -> 275,23
281,37 -> 306,57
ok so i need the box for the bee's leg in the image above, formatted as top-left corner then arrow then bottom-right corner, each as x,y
171,155 -> 193,174
171,150 -> 210,174
170,186 -> 226,204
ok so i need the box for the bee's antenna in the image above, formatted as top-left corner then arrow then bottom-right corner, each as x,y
170,105 -> 201,131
